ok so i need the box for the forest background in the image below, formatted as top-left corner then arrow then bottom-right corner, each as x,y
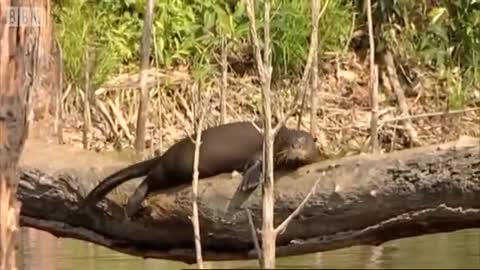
35,0 -> 480,159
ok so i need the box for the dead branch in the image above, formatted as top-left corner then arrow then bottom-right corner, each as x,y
246,208 -> 263,267
134,0 -> 154,153
296,0 -> 330,132
309,0 -> 322,137
191,93 -> 207,268
245,0 -> 277,267
152,25 -> 164,155
274,177 -> 322,235
106,99 -> 134,143
366,0 -> 379,153
83,49 -> 92,150
383,51 -> 420,146
382,107 -> 480,123
370,65 -> 379,152
93,99 -> 120,139
220,36 -> 228,124
321,107 -> 480,131
54,38 -> 64,144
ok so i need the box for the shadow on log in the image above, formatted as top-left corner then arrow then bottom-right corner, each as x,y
17,136 -> 480,263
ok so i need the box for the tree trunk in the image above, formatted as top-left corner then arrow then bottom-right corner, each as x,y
16,136 -> 480,264
29,0 -> 60,124
0,0 -> 42,268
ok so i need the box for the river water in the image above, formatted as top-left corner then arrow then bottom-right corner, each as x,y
18,227 -> 479,269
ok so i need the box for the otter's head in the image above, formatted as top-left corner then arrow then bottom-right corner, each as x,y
275,130 -> 319,164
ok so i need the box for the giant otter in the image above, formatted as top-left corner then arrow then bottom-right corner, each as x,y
78,121 -> 319,217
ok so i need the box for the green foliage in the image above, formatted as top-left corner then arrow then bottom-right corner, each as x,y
419,0 -> 480,75
260,0 -> 354,75
374,0 -> 479,108
421,1 -> 479,104
54,0 -> 355,85
54,0 -> 142,87
222,0 -> 353,75
53,0 -> 90,83
445,67 -> 467,109
53,0 -> 478,99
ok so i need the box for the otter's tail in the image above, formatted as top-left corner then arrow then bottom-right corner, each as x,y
79,156 -> 162,210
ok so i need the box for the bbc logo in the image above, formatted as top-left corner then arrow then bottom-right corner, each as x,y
6,7 -> 44,27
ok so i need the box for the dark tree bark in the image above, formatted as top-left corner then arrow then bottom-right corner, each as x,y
16,136 -> 480,264
0,0 -> 43,268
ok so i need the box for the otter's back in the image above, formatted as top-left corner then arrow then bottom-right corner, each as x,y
161,121 -> 263,180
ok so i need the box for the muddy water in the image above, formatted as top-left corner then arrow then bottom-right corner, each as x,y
18,228 -> 479,269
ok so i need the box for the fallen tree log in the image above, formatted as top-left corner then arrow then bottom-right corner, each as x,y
16,136 -> 480,263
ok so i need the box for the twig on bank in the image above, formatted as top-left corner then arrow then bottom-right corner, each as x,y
308,0 -> 324,137
82,48 -> 92,150
106,98 -> 134,142
245,0 -> 276,267
366,0 -> 379,153
382,107 -> 480,123
191,88 -> 208,269
54,38 -> 64,144
383,51 -> 420,146
295,0 -> 330,133
152,24 -> 164,155
246,208 -> 263,267
220,35 -> 228,124
134,0 -> 155,153
324,107 -> 480,131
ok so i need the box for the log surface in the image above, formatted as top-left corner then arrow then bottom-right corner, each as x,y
17,136 -> 480,263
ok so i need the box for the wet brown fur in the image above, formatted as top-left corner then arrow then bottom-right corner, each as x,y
78,121 -> 320,217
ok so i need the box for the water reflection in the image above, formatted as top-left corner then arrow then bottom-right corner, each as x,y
18,228 -> 480,270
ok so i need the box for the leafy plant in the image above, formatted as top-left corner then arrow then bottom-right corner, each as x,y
54,0 -> 478,97
54,0 -> 357,84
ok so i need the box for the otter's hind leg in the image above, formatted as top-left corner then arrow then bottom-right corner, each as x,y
226,152 -> 263,212
125,179 -> 149,217
240,152 -> 263,192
